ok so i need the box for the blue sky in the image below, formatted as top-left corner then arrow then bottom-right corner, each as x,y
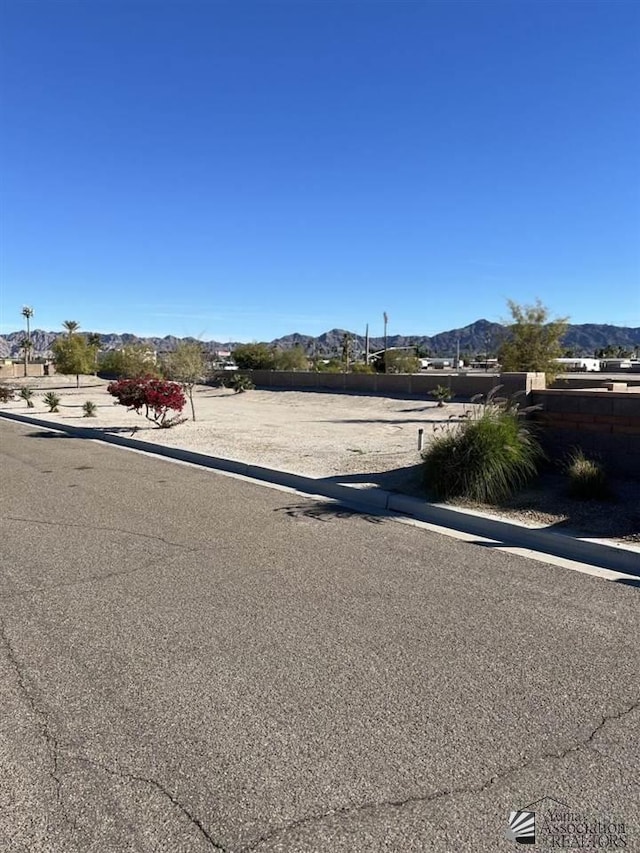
2,0 -> 639,342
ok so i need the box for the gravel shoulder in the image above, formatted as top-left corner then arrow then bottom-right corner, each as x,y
2,374 -> 639,544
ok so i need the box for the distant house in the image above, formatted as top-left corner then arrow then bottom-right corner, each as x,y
98,347 -> 157,364
599,358 -> 635,371
469,358 -> 500,371
554,357 -> 600,372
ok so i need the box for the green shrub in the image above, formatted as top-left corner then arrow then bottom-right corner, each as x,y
82,400 -> 98,417
315,359 -> 343,373
566,449 -> 611,500
374,351 -> 421,374
0,384 -> 16,403
19,387 -> 35,408
274,346 -> 309,371
43,392 -> 61,413
422,391 -> 543,503
350,362 -> 375,374
232,343 -> 276,370
98,346 -> 161,379
431,384 -> 452,407
228,373 -> 255,393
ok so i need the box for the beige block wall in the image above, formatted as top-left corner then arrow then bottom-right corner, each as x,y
0,363 -> 53,379
242,370 -> 544,399
529,388 -> 640,476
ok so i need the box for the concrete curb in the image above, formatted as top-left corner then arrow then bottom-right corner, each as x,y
2,410 -> 639,577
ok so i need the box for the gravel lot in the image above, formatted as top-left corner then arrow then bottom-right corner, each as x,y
1,376 -> 443,480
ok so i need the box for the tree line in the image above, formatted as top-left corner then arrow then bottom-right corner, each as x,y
43,299 -> 612,401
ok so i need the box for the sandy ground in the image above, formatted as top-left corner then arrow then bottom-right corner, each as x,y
2,375 -> 638,542
0,376 -> 450,485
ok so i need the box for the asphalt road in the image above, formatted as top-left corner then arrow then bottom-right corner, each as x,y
1,420 -> 638,853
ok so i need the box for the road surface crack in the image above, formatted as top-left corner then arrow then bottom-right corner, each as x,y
0,548 -> 194,602
240,698 -> 640,850
5,515 -> 199,552
0,622 -> 228,848
72,755 -> 229,851
0,619 -> 67,817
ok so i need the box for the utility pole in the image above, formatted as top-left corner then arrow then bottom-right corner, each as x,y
383,311 -> 388,373
365,323 -> 369,364
456,337 -> 460,369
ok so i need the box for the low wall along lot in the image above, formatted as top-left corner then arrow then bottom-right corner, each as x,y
239,371 -> 639,477
530,388 -> 640,476
244,370 -> 546,399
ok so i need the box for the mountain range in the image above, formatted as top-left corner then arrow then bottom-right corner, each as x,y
1,320 -> 639,359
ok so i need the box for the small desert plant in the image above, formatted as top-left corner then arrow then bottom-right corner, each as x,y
19,387 -> 35,408
228,373 -> 255,393
431,384 -> 452,407
0,383 -> 16,403
43,392 -> 61,413
82,400 -> 98,417
422,387 -> 543,503
566,448 -> 611,500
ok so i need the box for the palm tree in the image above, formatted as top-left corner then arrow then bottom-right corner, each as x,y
62,320 -> 80,336
87,333 -> 102,375
341,332 -> 352,372
21,306 -> 34,376
20,338 -> 33,376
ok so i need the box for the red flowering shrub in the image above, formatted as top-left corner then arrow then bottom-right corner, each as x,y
107,378 -> 146,409
107,376 -> 186,427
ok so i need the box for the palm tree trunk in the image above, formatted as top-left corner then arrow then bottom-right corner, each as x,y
25,316 -> 30,377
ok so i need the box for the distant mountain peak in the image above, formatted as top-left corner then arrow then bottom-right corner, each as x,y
0,321 -> 638,360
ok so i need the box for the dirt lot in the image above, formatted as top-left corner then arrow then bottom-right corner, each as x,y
2,375 -> 639,542
0,376 -> 441,482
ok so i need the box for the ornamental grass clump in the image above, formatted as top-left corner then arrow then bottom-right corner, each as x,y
82,400 -> 98,417
566,448 -> 611,501
107,376 -> 186,427
421,387 -> 544,503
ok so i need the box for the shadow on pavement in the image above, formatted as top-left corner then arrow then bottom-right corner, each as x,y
615,578 -> 640,590
319,416 -> 467,425
274,501 -> 386,524
321,463 -> 425,497
25,426 -> 141,437
462,537 -> 640,580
